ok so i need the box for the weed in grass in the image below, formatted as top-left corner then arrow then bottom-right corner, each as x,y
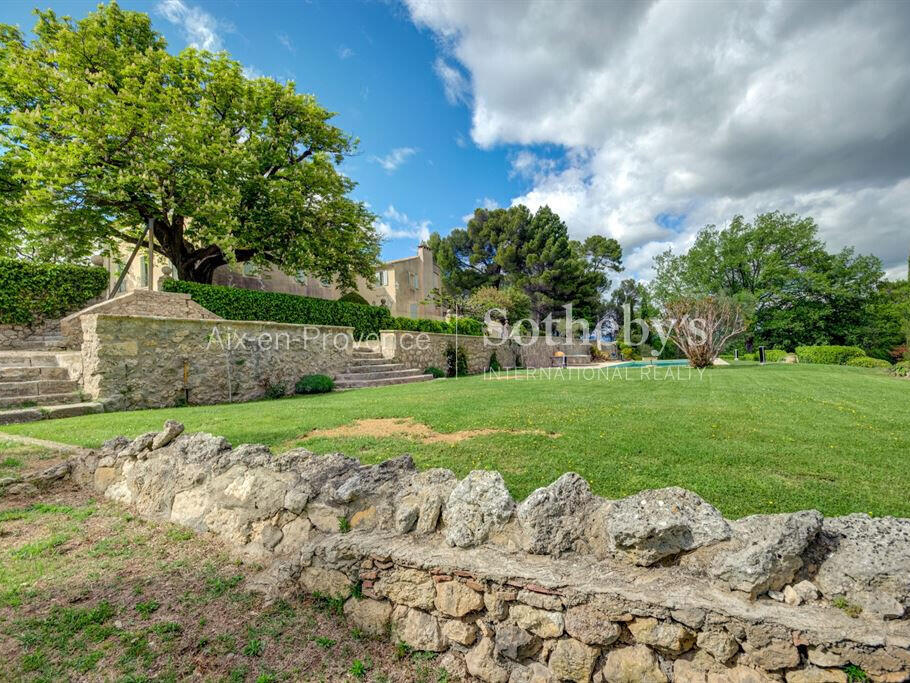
226,665 -> 248,682
243,638 -> 265,657
1,456 -> 22,468
311,592 -> 345,616
255,673 -> 278,683
394,641 -> 412,660
165,527 -> 194,541
350,657 -> 372,678
350,626 -> 364,641
153,622 -> 183,639
211,633 -> 237,655
11,533 -> 69,558
135,600 -> 160,618
314,636 -> 336,649
205,573 -> 244,598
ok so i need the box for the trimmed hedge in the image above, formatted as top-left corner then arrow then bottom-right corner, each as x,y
163,279 -> 392,338
388,315 -> 484,336
338,291 -> 369,305
845,356 -> 891,369
0,257 -> 108,325
295,374 -> 334,394
740,349 -> 788,362
795,345 -> 866,365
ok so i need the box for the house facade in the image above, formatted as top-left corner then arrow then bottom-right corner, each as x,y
99,242 -> 445,319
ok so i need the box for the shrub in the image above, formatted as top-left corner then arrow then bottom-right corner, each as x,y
263,382 -> 287,399
388,316 -> 484,336
890,345 -> 909,362
795,345 -> 866,365
742,349 -> 787,362
489,352 -> 501,371
445,342 -> 469,377
295,374 -> 334,394
846,356 -> 891,369
424,366 -> 445,379
338,291 -> 369,305
162,280 -> 391,338
0,258 -> 108,325
890,361 -> 910,378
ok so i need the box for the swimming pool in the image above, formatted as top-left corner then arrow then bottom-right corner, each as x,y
613,359 -> 691,367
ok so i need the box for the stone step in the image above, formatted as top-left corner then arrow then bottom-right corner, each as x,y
0,379 -> 79,398
335,368 -> 425,382
334,374 -> 434,390
5,339 -> 69,351
0,392 -> 84,410
346,356 -> 395,366
0,352 -> 61,368
0,366 -> 69,381
0,401 -> 103,426
345,362 -> 407,373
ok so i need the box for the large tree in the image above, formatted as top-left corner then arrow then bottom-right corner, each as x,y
428,204 -> 622,321
651,212 -> 898,354
0,3 -> 379,285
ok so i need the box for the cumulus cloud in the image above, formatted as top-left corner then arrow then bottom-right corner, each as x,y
434,57 -> 470,105
371,147 -> 418,172
156,0 -> 226,51
405,0 -> 910,279
377,205 -> 432,241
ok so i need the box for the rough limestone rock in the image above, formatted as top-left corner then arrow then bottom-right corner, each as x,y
435,580 -> 484,617
152,419 -> 184,450
509,604 -> 565,639
509,662 -> 557,683
517,472 -> 598,555
547,637 -> 599,683
695,628 -> 739,663
441,618 -> 478,646
600,644 -> 668,683
121,431 -> 156,458
343,598 -> 393,637
605,487 -> 730,565
741,639 -> 800,670
306,502 -> 346,534
299,567 -> 351,599
708,666 -> 777,682
443,470 -> 515,548
391,606 -> 446,652
813,514 -> 910,618
375,568 -> 436,610
395,468 -> 458,534
792,580 -> 819,603
784,667 -> 848,683
494,622 -> 541,660
628,617 -> 696,656
485,589 -> 514,621
517,589 -> 562,611
564,604 -> 622,646
465,637 -> 510,683
708,510 -> 822,596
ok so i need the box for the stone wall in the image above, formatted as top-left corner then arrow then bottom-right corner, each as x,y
60,290 -> 220,348
79,315 -> 355,410
378,330 -> 592,372
67,422 -> 910,683
0,318 -> 64,350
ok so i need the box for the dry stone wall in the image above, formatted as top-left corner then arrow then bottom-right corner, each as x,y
65,422 -> 910,683
80,315 -> 355,410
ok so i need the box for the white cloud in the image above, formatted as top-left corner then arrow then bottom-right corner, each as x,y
371,147 -> 418,172
377,205 -> 432,241
156,0 -> 226,51
276,32 -> 295,53
405,0 -> 910,280
337,45 -> 355,60
434,57 -> 470,105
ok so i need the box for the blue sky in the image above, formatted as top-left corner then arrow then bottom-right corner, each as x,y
1,0 -> 535,262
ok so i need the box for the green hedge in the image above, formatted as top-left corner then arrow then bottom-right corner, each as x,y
740,349 -> 788,362
795,345 -> 866,365
0,258 -> 108,325
163,279 -> 392,338
845,356 -> 891,369
389,316 -> 484,336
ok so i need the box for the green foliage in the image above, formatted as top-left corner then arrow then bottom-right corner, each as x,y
0,3 -> 379,283
162,280 -> 391,338
890,361 -> 910,378
488,352 -> 501,371
338,291 -> 369,305
424,366 -> 445,379
349,658 -> 370,678
741,349 -> 788,362
134,600 -> 159,618
242,638 -> 264,657
796,345 -> 866,365
389,315 -> 484,336
0,258 -> 108,325
843,665 -> 868,682
262,383 -> 287,400
338,516 -> 351,533
465,286 -> 531,325
846,356 -> 891,368
429,205 -> 621,321
445,343 -> 469,377
295,375 -> 334,395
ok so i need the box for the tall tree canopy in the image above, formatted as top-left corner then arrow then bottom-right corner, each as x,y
651,212 -> 902,357
428,204 -> 622,321
0,2 -> 379,284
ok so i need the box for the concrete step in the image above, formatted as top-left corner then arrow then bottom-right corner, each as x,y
0,366 -> 69,381
0,379 -> 79,398
0,401 -> 103,426
334,374 -> 434,390
0,392 -> 84,410
345,362 -> 407,373
335,368 -> 425,382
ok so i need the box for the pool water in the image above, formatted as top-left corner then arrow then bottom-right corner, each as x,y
613,359 -> 691,367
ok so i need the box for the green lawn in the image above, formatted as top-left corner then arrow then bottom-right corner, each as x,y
3,363 -> 908,519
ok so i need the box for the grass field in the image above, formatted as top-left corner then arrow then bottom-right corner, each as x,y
3,363 -> 909,519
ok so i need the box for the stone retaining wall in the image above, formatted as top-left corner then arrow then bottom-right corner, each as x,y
0,318 -> 64,350
79,316 -> 355,410
66,422 -> 910,682
378,330 -> 592,372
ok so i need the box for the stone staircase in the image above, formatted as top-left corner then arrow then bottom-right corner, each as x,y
0,351 -> 103,425
334,346 -> 434,390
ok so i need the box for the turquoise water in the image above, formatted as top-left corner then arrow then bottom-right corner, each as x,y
613,359 -> 691,368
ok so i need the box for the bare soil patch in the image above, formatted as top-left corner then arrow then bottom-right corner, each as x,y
302,417 -> 557,444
